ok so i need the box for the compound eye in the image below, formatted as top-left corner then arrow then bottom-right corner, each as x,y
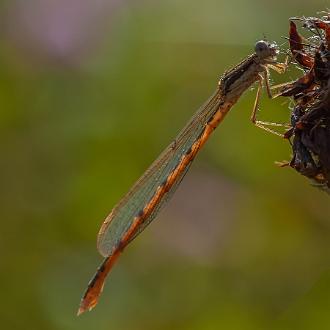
254,40 -> 269,56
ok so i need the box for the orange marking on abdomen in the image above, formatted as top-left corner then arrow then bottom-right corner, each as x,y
127,103 -> 231,238
78,248 -> 122,315
135,103 -> 231,233
79,102 -> 234,316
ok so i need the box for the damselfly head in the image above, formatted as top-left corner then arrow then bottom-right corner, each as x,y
254,40 -> 278,59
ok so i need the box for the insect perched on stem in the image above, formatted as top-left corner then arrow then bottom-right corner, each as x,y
78,40 -> 286,315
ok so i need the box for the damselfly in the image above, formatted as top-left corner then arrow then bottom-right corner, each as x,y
78,40 -> 285,315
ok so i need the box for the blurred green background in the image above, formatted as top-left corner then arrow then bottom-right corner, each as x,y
1,0 -> 330,329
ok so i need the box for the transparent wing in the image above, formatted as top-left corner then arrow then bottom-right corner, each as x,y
97,89 -> 223,257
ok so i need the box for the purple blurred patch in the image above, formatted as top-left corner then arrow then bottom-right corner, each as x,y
149,169 -> 242,264
4,0 -> 125,66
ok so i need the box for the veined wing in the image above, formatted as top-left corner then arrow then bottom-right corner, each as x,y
97,89 -> 223,257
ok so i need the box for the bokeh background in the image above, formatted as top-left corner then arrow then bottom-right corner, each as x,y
1,0 -> 330,329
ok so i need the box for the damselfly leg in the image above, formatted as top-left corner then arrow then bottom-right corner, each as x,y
250,60 -> 291,137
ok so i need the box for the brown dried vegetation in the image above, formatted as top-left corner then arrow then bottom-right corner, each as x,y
278,14 -> 330,192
